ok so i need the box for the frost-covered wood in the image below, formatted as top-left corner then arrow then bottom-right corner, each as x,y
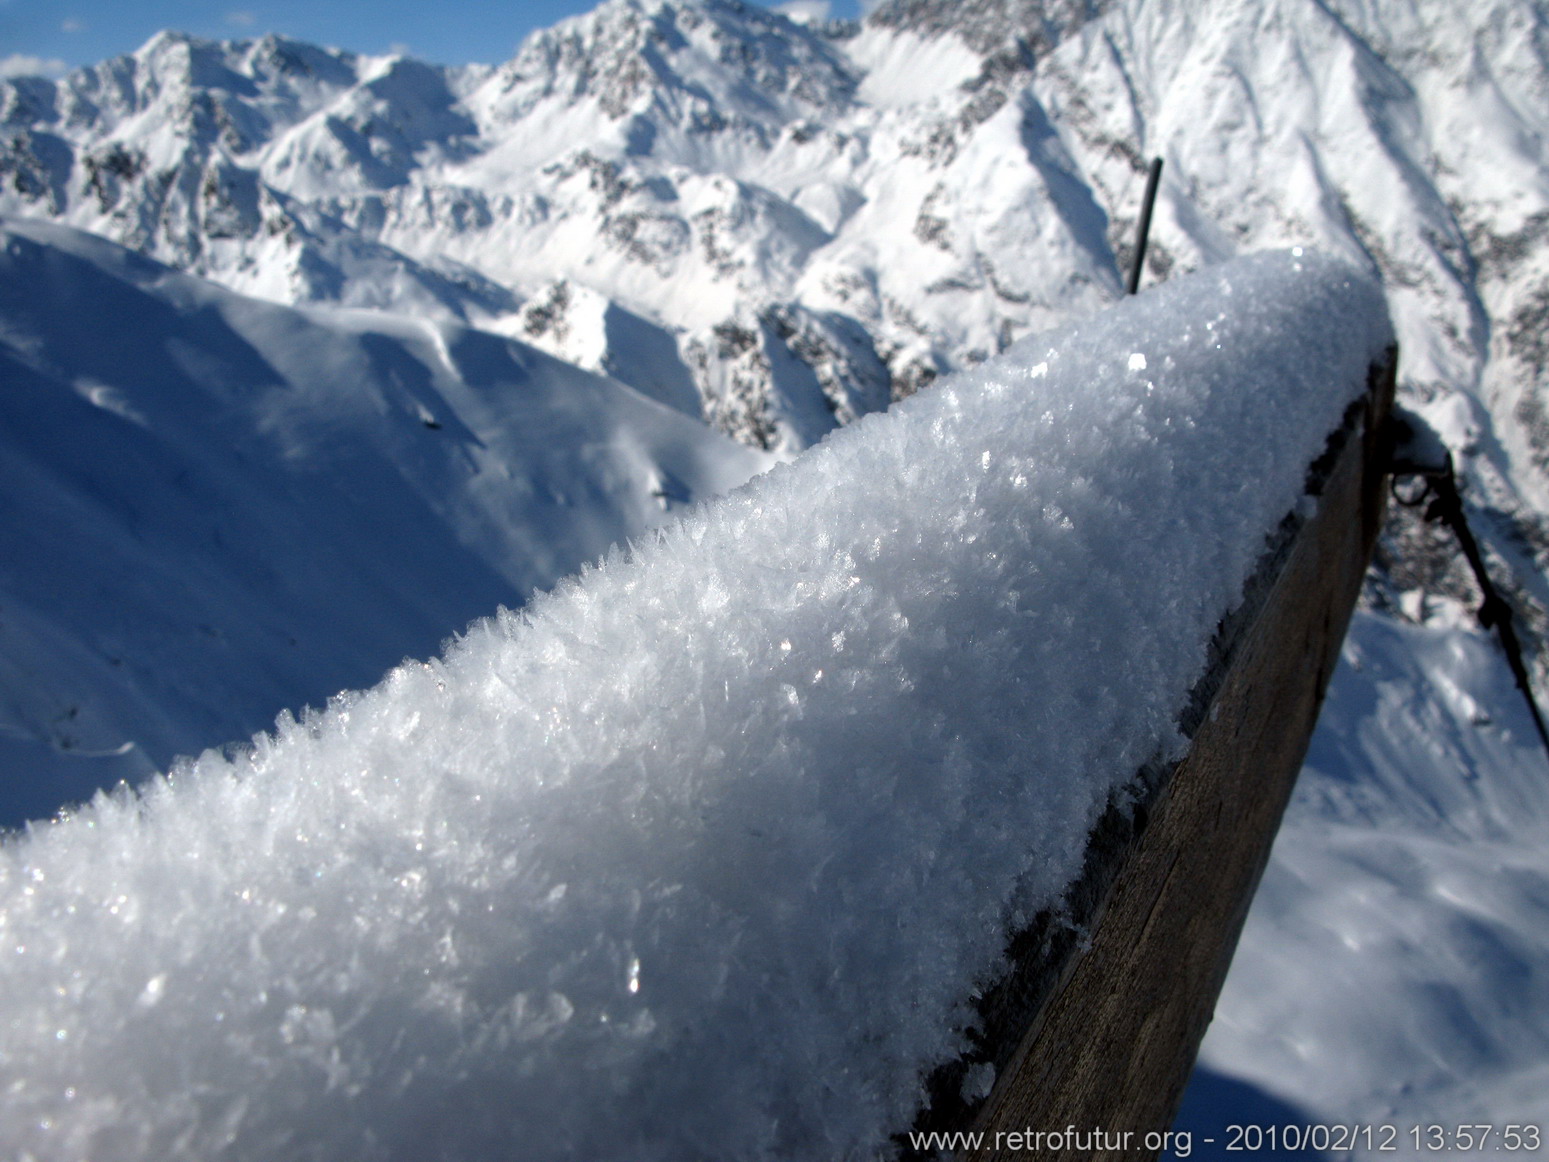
0,254 -> 1394,1161
917,353 -> 1397,1161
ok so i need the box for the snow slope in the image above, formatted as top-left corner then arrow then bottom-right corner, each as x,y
0,252 -> 1392,1162
0,215 -> 770,827
1175,608 -> 1549,1158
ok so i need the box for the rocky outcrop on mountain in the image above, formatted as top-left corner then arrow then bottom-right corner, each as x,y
867,0 -> 1108,54
515,277 -> 703,416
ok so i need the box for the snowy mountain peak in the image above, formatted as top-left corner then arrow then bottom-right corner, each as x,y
486,0 -> 860,132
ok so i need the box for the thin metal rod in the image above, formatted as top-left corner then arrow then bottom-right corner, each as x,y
1126,157 -> 1163,295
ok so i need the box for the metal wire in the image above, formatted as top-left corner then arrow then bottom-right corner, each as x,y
1389,447 -> 1549,761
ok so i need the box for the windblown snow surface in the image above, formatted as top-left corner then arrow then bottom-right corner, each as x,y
0,253 -> 1392,1160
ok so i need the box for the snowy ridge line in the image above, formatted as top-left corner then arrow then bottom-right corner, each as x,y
908,354 -> 1396,1150
0,251 -> 1393,1161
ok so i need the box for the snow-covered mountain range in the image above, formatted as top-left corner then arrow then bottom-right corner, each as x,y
3,0 -> 1549,1151
9,0 -> 1534,465
8,0 -> 1549,614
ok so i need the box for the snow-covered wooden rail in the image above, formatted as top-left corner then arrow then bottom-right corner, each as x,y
912,351 -> 1397,1161
0,253 -> 1396,1161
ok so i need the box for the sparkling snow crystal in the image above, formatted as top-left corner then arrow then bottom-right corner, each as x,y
0,252 -> 1392,1160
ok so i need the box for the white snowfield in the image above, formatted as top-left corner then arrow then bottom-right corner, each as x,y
0,252 -> 1392,1160
0,215 -> 771,826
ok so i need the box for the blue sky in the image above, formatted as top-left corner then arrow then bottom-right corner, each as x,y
1,0 -> 864,77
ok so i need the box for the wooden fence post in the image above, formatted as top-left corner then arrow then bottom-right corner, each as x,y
908,351 -> 1397,1161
